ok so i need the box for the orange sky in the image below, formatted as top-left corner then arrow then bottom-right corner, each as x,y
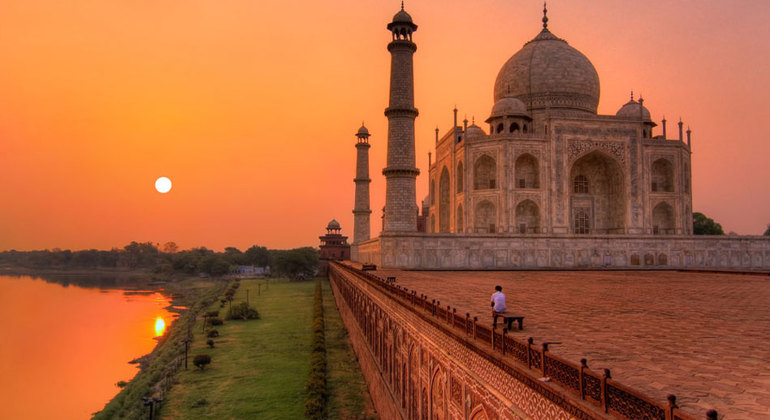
1,0 -> 769,251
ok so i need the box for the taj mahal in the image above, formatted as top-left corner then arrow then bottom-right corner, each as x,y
344,4 -> 769,270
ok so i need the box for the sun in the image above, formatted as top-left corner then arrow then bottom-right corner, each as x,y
154,317 -> 166,336
155,177 -> 172,193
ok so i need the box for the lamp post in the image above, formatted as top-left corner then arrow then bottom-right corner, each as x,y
181,338 -> 191,370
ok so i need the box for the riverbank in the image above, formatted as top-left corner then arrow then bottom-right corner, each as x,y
92,276 -> 375,419
93,277 -> 227,419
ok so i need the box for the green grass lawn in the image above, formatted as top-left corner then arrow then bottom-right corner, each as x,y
162,278 -> 315,419
159,278 -> 375,419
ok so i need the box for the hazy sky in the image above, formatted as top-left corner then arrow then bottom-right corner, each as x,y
1,0 -> 768,251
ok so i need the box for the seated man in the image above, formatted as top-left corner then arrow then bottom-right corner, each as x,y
490,285 -> 506,314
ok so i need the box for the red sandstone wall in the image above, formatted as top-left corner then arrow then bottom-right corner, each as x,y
328,265 -> 609,420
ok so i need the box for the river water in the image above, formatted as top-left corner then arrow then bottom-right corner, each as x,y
0,274 -> 176,419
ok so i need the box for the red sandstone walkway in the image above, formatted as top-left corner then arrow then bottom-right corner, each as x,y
366,268 -> 770,419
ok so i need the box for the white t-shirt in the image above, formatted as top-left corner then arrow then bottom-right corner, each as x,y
491,291 -> 506,313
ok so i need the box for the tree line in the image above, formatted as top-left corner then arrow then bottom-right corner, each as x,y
0,242 -> 318,279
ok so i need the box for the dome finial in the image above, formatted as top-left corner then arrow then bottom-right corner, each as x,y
542,2 -> 549,29
401,1 -> 404,11
630,91 -> 634,101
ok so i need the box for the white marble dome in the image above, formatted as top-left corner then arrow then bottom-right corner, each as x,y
494,27 -> 600,114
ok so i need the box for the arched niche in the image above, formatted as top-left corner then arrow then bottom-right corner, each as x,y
439,167 -> 450,232
515,199 -> 540,234
515,153 -> 539,189
652,201 -> 675,234
473,155 -> 496,190
474,200 -> 496,233
651,158 -> 674,192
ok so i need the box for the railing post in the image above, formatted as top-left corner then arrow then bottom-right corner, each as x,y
501,328 -> 507,356
665,394 -> 677,420
491,324 -> 496,348
465,313 -> 470,336
541,343 -> 549,377
527,337 -> 533,369
452,307 -> 456,326
473,316 -> 478,340
601,368 -> 611,413
447,305 -> 451,324
431,299 -> 436,316
579,358 -> 587,400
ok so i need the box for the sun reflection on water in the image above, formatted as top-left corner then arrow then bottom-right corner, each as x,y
154,317 -> 166,336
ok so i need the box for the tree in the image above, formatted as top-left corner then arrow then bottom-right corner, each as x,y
162,242 -> 179,254
764,224 -> 770,236
692,212 -> 724,235
245,245 -> 270,267
193,354 -> 211,370
270,247 -> 319,280
223,247 -> 248,265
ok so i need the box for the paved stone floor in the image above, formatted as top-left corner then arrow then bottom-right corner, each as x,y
371,268 -> 770,419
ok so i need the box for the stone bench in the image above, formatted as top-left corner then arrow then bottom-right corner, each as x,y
492,313 -> 524,331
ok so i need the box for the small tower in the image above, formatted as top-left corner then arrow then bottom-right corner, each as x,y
382,4 -> 420,232
319,219 -> 350,275
353,124 -> 372,243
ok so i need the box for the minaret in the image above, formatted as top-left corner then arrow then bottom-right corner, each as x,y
382,4 -> 419,232
353,124 -> 372,243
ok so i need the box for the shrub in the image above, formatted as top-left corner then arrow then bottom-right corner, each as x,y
207,317 -> 224,326
205,310 -> 220,318
206,329 -> 219,338
116,380 -> 128,388
206,339 -> 215,348
227,302 -> 260,320
193,354 -> 211,370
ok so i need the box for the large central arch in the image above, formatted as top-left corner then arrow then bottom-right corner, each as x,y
569,151 -> 626,234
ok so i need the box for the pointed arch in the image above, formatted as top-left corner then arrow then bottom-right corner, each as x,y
439,167 -> 450,232
651,158 -> 674,192
456,204 -> 464,233
469,405 -> 490,420
652,201 -> 675,234
456,161 -> 464,193
474,200 -> 496,233
570,150 -> 626,234
515,200 -> 540,234
473,155 -> 496,190
515,153 -> 539,188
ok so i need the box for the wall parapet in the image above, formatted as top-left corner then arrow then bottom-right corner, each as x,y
357,233 -> 770,270
330,261 -> 720,420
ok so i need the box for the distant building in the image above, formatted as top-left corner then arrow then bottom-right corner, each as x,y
236,265 -> 269,277
319,219 -> 350,275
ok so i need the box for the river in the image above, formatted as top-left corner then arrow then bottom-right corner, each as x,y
0,274 -> 176,419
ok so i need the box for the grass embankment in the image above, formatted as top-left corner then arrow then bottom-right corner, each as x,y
94,278 -> 227,420
161,278 -> 315,419
159,278 -> 375,419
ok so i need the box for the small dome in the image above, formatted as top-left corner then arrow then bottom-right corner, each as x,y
356,125 -> 370,137
465,124 -> 487,139
393,9 -> 413,24
326,219 -> 341,230
616,99 -> 651,120
489,96 -> 529,119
